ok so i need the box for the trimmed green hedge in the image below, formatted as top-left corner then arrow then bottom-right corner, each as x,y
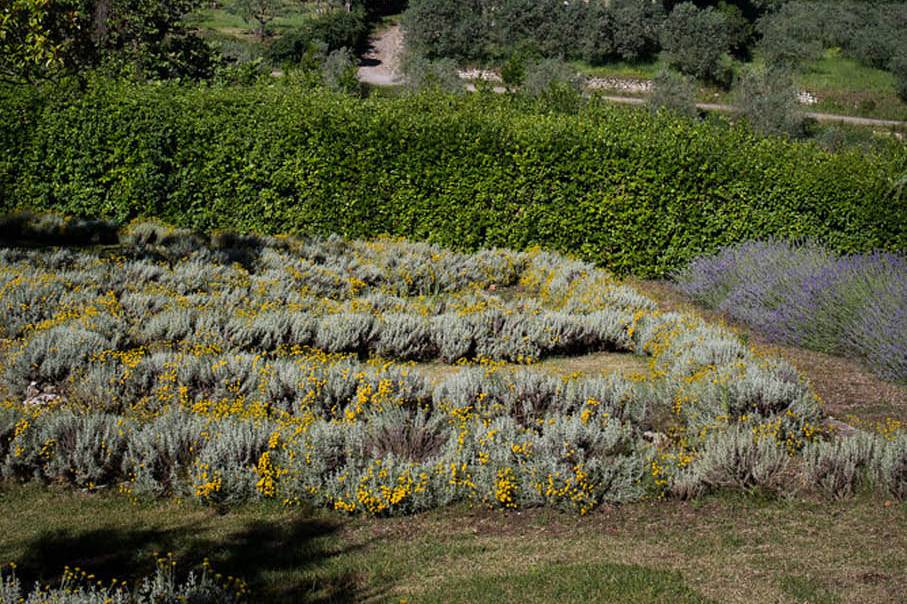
2,81 -> 905,276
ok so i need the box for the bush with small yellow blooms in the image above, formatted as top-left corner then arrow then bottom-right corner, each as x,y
0,218 -> 904,517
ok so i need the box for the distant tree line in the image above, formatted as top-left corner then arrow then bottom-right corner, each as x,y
402,0 -> 907,98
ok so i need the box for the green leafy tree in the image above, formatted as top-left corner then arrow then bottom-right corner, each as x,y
0,0 -> 213,82
401,0 -> 490,61
231,0 -> 282,39
610,0 -> 664,62
580,1 -> 615,65
500,52 -> 527,89
716,1 -> 754,58
756,1 -> 821,70
648,67 -> 698,118
660,2 -> 732,84
733,65 -> 804,138
891,48 -> 907,103
0,0 -> 80,82
495,0 -> 586,59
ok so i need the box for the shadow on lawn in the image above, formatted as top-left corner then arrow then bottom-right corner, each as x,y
12,512 -> 375,603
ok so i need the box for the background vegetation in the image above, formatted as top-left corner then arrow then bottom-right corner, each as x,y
2,83 -> 905,277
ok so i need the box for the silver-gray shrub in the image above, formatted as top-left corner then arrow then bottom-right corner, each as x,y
563,375 -> 648,425
648,67 -> 698,119
681,358 -> 820,430
373,313 -> 437,360
532,415 -> 646,504
1,424 -> 45,482
193,418 -> 274,505
687,426 -> 790,493
120,259 -> 167,285
801,431 -> 882,499
224,311 -> 316,351
400,54 -> 464,95
536,414 -> 639,464
290,419 -> 357,484
123,410 -> 209,497
360,406 -> 451,463
528,312 -> 594,354
582,310 -> 635,351
166,258 -> 234,295
431,314 -> 477,362
4,326 -> 112,396
0,564 -> 242,604
322,47 -> 360,94
118,292 -> 172,320
138,308 -> 198,344
654,322 -> 748,375
473,312 -> 542,361
523,252 -> 591,297
878,434 -> 907,500
356,292 -> 411,314
501,370 -> 562,427
39,411 -> 129,488
315,313 -> 374,353
366,364 -> 433,408
733,66 -> 804,138
68,360 -> 152,412
0,274 -> 70,338
432,367 -> 509,415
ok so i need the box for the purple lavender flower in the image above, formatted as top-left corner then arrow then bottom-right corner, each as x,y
675,241 -> 907,383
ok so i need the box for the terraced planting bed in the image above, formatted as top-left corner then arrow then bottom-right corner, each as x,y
1,220 -> 904,521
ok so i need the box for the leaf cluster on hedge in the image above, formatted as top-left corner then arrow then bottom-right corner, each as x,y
1,81 -> 905,277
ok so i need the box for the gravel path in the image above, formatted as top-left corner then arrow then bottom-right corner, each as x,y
599,95 -> 907,128
358,24 -> 403,87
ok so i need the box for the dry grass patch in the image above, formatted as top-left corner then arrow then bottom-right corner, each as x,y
413,351 -> 649,385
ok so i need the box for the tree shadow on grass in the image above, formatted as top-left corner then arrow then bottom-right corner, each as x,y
12,511 -> 376,603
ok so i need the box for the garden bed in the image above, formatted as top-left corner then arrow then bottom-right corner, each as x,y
1,219 -> 904,517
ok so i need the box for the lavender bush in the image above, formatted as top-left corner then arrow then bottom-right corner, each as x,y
675,240 -> 907,382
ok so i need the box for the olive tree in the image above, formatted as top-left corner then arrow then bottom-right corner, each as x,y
660,2 -> 732,84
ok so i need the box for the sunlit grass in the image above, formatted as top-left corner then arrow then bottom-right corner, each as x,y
185,0 -> 316,40
1,484 -> 905,603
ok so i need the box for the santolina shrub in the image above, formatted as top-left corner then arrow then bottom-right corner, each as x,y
0,558 -> 245,603
0,220 -> 904,514
2,82 -> 905,277
674,240 -> 907,382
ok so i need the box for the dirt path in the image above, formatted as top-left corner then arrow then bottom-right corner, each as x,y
358,24 -> 403,87
600,95 -> 907,128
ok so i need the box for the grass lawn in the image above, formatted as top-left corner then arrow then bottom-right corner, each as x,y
1,483 -> 904,603
795,50 -> 907,121
573,51 -> 907,121
186,0 -> 315,41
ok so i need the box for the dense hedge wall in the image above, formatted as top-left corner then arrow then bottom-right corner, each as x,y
1,81 -> 905,276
